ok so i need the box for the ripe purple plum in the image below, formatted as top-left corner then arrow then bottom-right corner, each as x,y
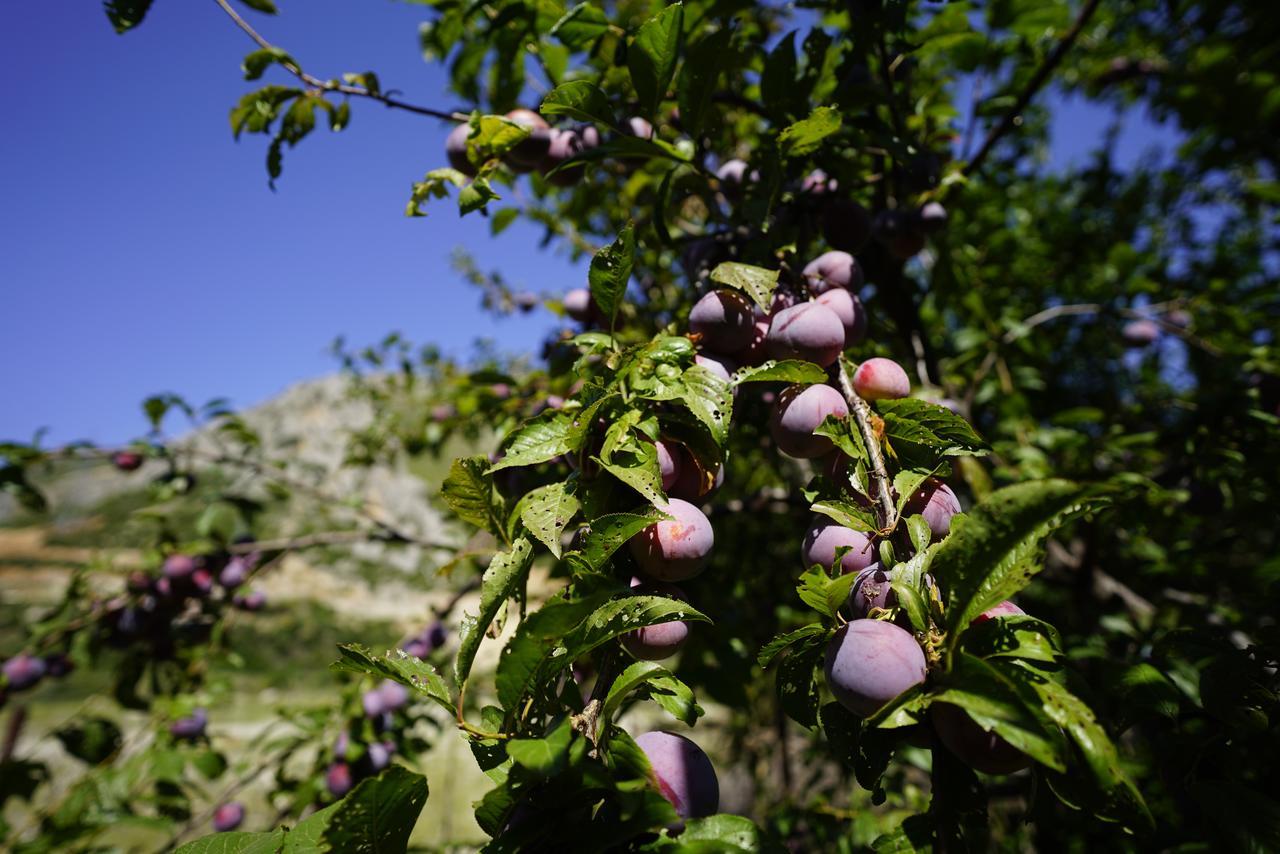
905,479 -> 961,541
1122,319 -> 1161,347
715,158 -> 755,191
694,352 -> 736,384
503,109 -> 552,172
634,731 -> 720,819
623,116 -> 654,139
333,731 -> 350,760
824,620 -> 927,716
849,565 -> 896,617
738,319 -> 773,367
801,169 -> 837,196
111,451 -> 144,472
689,290 -> 755,353
917,201 -> 948,233
765,302 -> 846,367
162,554 -> 197,579
801,519 -> 876,575
233,591 -> 267,611
563,288 -> 596,324
191,568 -> 214,596
219,557 -> 249,588
822,199 -> 872,253
212,801 -> 245,832
326,762 -> 354,798
972,601 -> 1025,624
629,498 -> 714,581
649,438 -> 681,492
364,741 -> 392,772
378,679 -> 410,712
44,653 -> 74,679
623,581 -> 690,660
932,703 -> 1031,774
769,384 -> 849,459
445,123 -> 476,176
816,289 -> 869,347
169,708 -> 208,740
542,125 -> 601,186
667,449 -> 723,502
802,250 -> 864,294
3,653 -> 47,691
853,358 -> 910,400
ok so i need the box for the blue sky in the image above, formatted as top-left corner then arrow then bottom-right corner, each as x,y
0,3 -> 1171,446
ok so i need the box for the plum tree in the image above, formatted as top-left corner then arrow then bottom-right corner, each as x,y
822,199 -> 872,252
628,498 -> 714,581
542,125 -> 600,186
802,250 -> 864,294
801,518 -> 876,575
931,703 -> 1030,775
765,303 -> 846,367
502,108 -> 551,172
445,123 -> 475,176
1123,319 -> 1161,347
769,383 -> 849,458
852,358 -> 910,400
622,581 -> 690,660
634,731 -> 720,820
849,565 -> 897,617
688,289 -> 755,353
212,801 -> 245,832
3,654 -> 47,691
906,478 -> 962,541
824,620 -> 927,716
218,557 -> 249,588
815,288 -> 869,347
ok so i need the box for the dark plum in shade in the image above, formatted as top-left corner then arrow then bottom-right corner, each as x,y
769,384 -> 849,459
326,762 -> 354,797
824,620 -> 927,717
689,289 -> 755,353
445,123 -> 476,176
932,702 -> 1031,774
802,250 -> 863,294
634,731 -> 720,819
822,199 -> 872,253
3,654 -> 47,691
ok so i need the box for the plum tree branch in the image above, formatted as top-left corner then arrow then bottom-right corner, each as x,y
963,0 -> 1103,177
210,0 -> 467,122
837,360 -> 897,533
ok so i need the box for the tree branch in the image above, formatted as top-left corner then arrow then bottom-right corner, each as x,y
963,0 -> 1103,177
836,360 -> 897,532
211,0 -> 467,122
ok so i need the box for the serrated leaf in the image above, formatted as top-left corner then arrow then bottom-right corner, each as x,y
628,3 -> 684,117
307,766 -> 428,853
519,481 -> 580,557
550,3 -> 610,50
466,115 -> 532,169
961,615 -> 1063,663
241,47 -> 293,81
589,225 -> 635,329
176,830 -> 286,854
506,718 -> 573,775
814,415 -> 870,468
488,411 -> 579,473
563,508 -> 669,578
541,80 -> 616,126
597,425 -> 664,506
709,262 -> 779,311
54,717 -> 122,765
676,814 -> 772,851
810,499 -> 877,533
732,360 -> 828,386
441,455 -> 503,533
778,106 -> 842,158
455,537 -> 534,686
876,399 -> 989,469
758,623 -> 829,668
796,564 -> 859,618
890,545 -> 933,634
458,175 -> 500,215
236,0 -> 278,13
332,645 -> 454,713
776,628 -> 827,728
674,365 -> 734,446
602,660 -> 673,723
647,672 -> 704,726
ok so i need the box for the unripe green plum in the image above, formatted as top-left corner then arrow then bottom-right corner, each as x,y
445,123 -> 476,176
905,478 -> 961,541
634,731 -> 720,819
801,518 -> 875,574
802,250 -> 864,294
824,620 -> 927,716
815,289 -> 868,347
822,199 -> 872,252
623,580 -> 690,660
931,702 -> 1031,774
689,290 -> 755,353
769,384 -> 848,459
765,303 -> 846,367
503,109 -> 551,172
853,358 -> 910,400
629,498 -> 714,581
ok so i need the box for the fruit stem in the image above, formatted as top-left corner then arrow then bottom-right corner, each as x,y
836,359 -> 898,533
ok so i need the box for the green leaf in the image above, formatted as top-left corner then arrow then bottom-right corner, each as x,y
778,106 -> 842,158
796,564 -> 859,618
236,0 -> 278,13
541,80 -> 615,126
1189,782 -> 1280,852
241,47 -> 294,81
104,0 -> 154,33
311,766 -> 428,852
813,415 -> 871,469
810,498 -> 877,533
488,411 -> 580,473
893,468 -> 936,521
176,830 -> 286,854
890,545 -> 933,634
937,480 -> 1111,637
628,3 -> 684,117
281,803 -> 340,854
465,115 -> 532,169
519,481 -> 580,558
54,717 -> 122,765
331,645 -> 454,714
441,455 -> 503,534
961,615 -> 1063,664
589,225 -> 635,329
458,175 -> 500,215
709,262 -> 779,311
647,672 -> 704,726
455,537 -> 534,686
758,623 -> 830,668
563,508 -> 669,578
506,719 -> 573,775
550,3 -> 611,50
875,399 -> 989,468
732,360 -> 828,386
597,423 -> 665,506
678,28 -> 732,137
760,31 -> 799,117
776,627 -> 828,728
602,660 -> 674,723
405,168 -> 469,217
675,814 -> 774,851
675,365 -> 734,446
905,515 -> 932,555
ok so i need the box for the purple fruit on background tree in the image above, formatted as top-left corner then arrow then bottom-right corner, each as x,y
802,250 -> 864,294
162,554 -> 197,578
629,498 -> 714,582
824,620 -> 927,717
769,384 -> 849,459
212,801 -> 245,832
1122,318 -> 1161,347
822,199 -> 872,252
170,708 -> 208,740
623,580 -> 690,661
377,679 -> 410,711
3,653 -> 47,691
689,290 -> 755,353
801,519 -> 876,575
111,450 -> 144,471
326,762 -> 354,798
932,702 -> 1031,774
905,478 -> 962,541
634,731 -> 720,820
765,302 -> 846,368
219,557 -> 249,588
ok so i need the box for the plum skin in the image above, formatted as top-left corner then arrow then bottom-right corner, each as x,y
906,478 -> 961,541
815,288 -> 868,347
972,601 -> 1025,623
822,199 -> 872,253
766,303 -> 846,368
503,109 -> 551,172
212,801 -> 246,832
563,288 -> 596,323
801,519 -> 876,575
629,498 -> 714,581
326,762 -> 354,797
689,290 -> 755,353
802,250 -> 864,294
3,654 -> 47,691
445,123 -> 476,176
634,731 -> 720,819
932,703 -> 1031,774
824,620 -> 927,717
623,581 -> 690,660
853,358 -> 910,400
849,564 -> 896,617
653,439 -> 681,492
769,384 -> 849,459
694,352 -> 736,384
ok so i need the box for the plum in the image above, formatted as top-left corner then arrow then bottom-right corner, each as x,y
849,564 -> 896,616
752,290 -> 797,322
503,108 -> 552,172
801,169 -> 837,196
326,762 -> 354,798
563,288 -> 596,324
873,210 -> 924,259
445,123 -> 476,176
378,679 -> 410,712
333,731 -> 350,760
715,158 -> 755,191
905,478 -> 961,541
212,801 -> 245,832
111,451 -> 143,472
822,199 -> 872,253
694,352 -> 736,384
689,290 -> 755,353
917,201 -> 948,233
629,498 -> 714,581
667,450 -> 723,502
769,384 -> 849,459
170,708 -> 208,740
162,554 -> 197,579
650,438 -> 681,492
634,731 -> 720,819
233,591 -> 267,611
1122,319 -> 1160,347
623,116 -> 654,139
972,601 -> 1025,623
191,568 -> 214,596
738,319 -> 773,367
801,519 -> 876,575
802,250 -> 864,294
623,581 -> 690,660
931,702 -> 1030,774
3,653 -> 46,691
765,302 -> 846,367
1165,309 -> 1192,329
824,620 -> 927,716
852,358 -> 910,400
542,125 -> 601,186
219,557 -> 249,588
816,289 -> 868,347
364,741 -> 392,773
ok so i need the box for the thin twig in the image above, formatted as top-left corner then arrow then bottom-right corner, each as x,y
963,0 -> 1103,177
836,361 -> 897,532
211,0 -> 467,122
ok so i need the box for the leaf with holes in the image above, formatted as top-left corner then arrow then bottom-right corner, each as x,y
709,262 -> 779,311
520,481 -> 580,558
